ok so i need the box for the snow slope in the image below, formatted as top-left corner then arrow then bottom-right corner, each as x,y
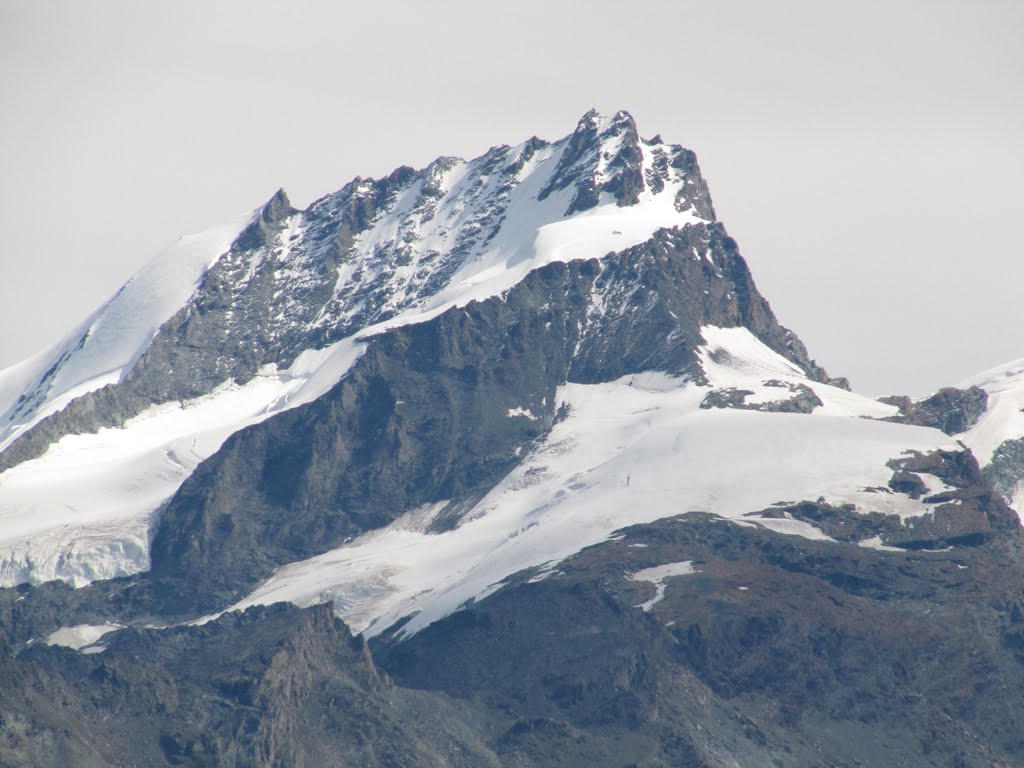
959,358 -> 1024,464
0,209 -> 257,452
225,328 -> 959,639
959,358 -> 1024,513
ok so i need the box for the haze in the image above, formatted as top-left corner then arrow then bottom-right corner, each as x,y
1,0 -> 1021,396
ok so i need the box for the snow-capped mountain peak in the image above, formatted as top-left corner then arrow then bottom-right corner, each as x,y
0,110 -> 719,586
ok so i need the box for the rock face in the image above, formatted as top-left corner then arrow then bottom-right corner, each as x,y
700,379 -> 823,413
147,223 -> 827,613
986,437 -> 1024,510
880,386 -> 989,435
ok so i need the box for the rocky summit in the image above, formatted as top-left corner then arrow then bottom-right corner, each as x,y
2,111 -> 1024,767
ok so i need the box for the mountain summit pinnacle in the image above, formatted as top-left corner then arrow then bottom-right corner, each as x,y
539,108 -> 645,213
235,187 -> 297,251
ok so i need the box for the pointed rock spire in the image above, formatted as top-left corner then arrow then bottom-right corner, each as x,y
235,188 -> 298,251
538,109 -> 646,214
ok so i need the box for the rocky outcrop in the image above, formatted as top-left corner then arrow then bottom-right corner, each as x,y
700,380 -> 823,413
0,603 -> 498,767
985,436 -> 1024,510
757,448 -> 1019,551
880,386 -> 989,435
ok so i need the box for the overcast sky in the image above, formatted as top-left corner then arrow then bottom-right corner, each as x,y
1,0 -> 1021,396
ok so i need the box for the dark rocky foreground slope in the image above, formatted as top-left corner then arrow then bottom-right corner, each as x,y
3,501 -> 1024,767
0,603 -> 500,767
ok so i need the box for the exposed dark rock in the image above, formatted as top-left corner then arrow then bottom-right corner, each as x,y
234,188 -> 298,251
985,436 -> 1024,509
880,386 -> 989,435
700,387 -> 755,410
0,603 -> 499,767
827,375 -> 852,391
372,513 -> 1024,767
880,449 -> 1021,549
889,470 -> 928,499
667,144 -> 716,220
700,380 -> 823,413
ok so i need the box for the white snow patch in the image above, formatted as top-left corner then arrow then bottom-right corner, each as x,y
507,407 -> 538,420
915,472 -> 957,498
628,561 -> 697,611
959,358 -> 1024,466
46,623 -> 123,650
858,536 -> 904,552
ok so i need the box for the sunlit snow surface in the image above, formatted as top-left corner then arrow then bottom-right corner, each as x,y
0,124 -> 708,588
45,623 -> 123,651
959,358 -> 1024,515
0,209 -> 257,451
226,327 -> 959,639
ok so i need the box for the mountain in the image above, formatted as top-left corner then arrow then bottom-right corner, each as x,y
2,111 -> 1024,767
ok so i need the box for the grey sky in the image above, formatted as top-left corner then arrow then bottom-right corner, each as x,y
1,0 -> 1021,396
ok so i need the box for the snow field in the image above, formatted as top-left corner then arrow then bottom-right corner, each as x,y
226,328 -> 959,639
